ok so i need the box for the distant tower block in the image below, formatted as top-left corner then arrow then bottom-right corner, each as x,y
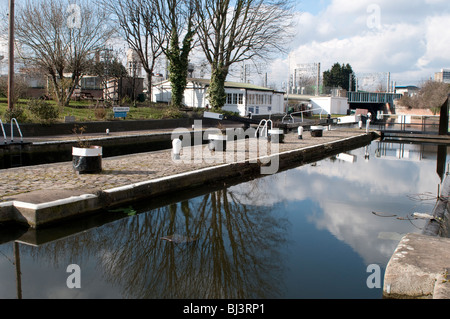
127,49 -> 142,77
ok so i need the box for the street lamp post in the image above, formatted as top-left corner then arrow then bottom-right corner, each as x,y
8,0 -> 15,111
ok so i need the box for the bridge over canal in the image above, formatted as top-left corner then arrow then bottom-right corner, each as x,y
347,92 -> 403,105
347,91 -> 403,115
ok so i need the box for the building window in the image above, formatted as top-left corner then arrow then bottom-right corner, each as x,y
81,77 -> 101,90
227,94 -> 233,105
248,107 -> 255,114
226,93 -> 243,105
255,106 -> 260,114
247,93 -> 274,105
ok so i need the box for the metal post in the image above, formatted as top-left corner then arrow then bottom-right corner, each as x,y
14,241 -> 22,299
316,63 -> 320,96
439,95 -> 450,136
8,0 -> 15,111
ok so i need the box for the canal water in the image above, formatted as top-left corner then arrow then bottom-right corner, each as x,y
0,140 -> 448,299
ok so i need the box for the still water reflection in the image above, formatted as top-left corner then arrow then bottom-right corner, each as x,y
0,140 -> 448,299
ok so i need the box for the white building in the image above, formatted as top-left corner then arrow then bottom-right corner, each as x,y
286,94 -> 350,115
310,96 -> 349,115
153,78 -> 285,116
395,85 -> 420,97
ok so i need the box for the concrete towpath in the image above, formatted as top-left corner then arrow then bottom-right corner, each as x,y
0,128 -> 367,204
0,127 -> 377,228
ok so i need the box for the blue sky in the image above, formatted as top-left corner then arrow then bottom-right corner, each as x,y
264,0 -> 450,89
295,0 -> 331,15
1,0 -> 449,90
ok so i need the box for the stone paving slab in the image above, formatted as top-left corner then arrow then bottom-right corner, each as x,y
0,128 -> 368,204
383,233 -> 450,299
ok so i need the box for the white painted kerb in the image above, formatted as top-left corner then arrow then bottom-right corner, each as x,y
72,146 -> 103,157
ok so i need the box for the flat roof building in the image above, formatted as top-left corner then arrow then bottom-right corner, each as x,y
435,69 -> 450,84
153,78 -> 286,116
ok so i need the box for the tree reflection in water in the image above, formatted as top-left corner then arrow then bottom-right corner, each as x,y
24,187 -> 290,299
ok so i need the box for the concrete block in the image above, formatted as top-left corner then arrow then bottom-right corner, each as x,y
383,233 -> 450,299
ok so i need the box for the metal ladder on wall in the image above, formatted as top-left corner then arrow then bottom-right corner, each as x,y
1,118 -> 25,167
255,119 -> 273,138
10,118 -> 24,144
0,119 -> 7,144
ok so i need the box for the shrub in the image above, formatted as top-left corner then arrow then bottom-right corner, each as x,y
3,105 -> 28,123
121,96 -> 133,106
94,107 -> 107,120
27,99 -> 60,123
162,107 -> 184,119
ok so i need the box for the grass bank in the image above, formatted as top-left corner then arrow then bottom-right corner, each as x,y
0,98 -> 204,123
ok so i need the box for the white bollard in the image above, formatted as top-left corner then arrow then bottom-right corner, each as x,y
366,119 -> 371,133
298,126 -> 304,139
172,138 -> 182,160
106,128 -> 110,135
359,120 -> 363,129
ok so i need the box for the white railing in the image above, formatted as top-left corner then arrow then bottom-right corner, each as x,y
377,113 -> 441,133
255,119 -> 273,138
286,108 -> 328,123
11,118 -> 24,143
0,119 -> 7,144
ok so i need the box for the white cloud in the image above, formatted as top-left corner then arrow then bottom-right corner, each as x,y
268,0 -> 450,89
417,15 -> 450,69
228,142 -> 440,265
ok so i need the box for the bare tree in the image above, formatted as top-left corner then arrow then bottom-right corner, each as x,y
194,0 -> 295,109
100,0 -> 165,101
398,80 -> 450,114
15,0 -> 113,107
90,49 -> 128,102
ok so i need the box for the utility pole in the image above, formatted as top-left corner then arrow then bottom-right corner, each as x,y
8,0 -> 15,111
315,63 -> 320,96
386,72 -> 391,93
241,63 -> 248,83
349,72 -> 353,92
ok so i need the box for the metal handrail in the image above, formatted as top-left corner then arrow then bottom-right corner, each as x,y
282,113 -> 295,124
377,114 -> 441,133
11,118 -> 23,143
287,108 -> 328,123
0,119 -> 7,144
255,119 -> 273,138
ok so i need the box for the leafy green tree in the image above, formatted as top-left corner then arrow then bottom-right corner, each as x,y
160,1 -> 196,108
323,63 -> 355,91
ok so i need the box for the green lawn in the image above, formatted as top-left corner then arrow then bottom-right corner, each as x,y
0,98 -> 194,123
0,97 -> 339,124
